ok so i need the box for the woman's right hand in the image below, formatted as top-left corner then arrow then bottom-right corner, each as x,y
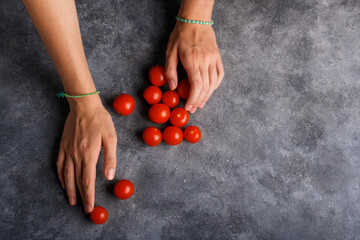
56,95 -> 117,213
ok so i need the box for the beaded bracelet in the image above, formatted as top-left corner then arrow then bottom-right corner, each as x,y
56,90 -> 100,98
175,16 -> 214,25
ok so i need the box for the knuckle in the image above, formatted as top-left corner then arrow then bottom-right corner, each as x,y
202,86 -> 209,94
213,50 -> 220,58
108,133 -> 117,143
192,79 -> 202,88
65,169 -> 72,180
82,176 -> 92,187
205,52 -> 216,62
78,118 -> 86,128
187,66 -> 199,77
203,83 -> 210,92
79,140 -> 87,152
182,51 -> 194,63
79,142 -> 90,159
71,149 -> 78,159
61,140 -> 70,149
203,54 -> 210,62
190,62 -> 199,72
80,147 -> 88,159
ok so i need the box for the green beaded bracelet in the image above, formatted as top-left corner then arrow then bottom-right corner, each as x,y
56,90 -> 100,98
175,16 -> 214,25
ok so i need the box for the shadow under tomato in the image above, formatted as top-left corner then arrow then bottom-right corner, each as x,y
106,181 -> 116,198
104,96 -> 115,110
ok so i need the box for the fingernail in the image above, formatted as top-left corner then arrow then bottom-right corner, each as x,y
199,102 -> 206,108
190,108 -> 197,114
69,197 -> 76,206
169,80 -> 176,90
107,168 -> 114,180
85,203 -> 92,213
185,105 -> 193,111
61,182 -> 65,189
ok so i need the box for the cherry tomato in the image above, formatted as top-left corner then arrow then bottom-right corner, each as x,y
149,65 -> 167,86
162,91 -> 180,108
90,206 -> 108,224
113,94 -> 135,116
170,108 -> 189,127
143,86 -> 162,105
163,126 -> 183,145
184,126 -> 201,143
114,179 -> 134,200
148,103 -> 170,124
143,127 -> 162,146
177,79 -> 190,99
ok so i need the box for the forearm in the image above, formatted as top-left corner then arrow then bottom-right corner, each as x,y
23,0 -> 99,108
178,0 -> 214,20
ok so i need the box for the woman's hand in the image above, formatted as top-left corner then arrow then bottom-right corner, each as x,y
56,95 -> 117,213
165,22 -> 225,114
24,0 -> 117,213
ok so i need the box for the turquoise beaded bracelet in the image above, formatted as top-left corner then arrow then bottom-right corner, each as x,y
175,16 -> 214,25
56,90 -> 100,98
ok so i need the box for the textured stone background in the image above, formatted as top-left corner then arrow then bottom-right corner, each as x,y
1,0 -> 360,239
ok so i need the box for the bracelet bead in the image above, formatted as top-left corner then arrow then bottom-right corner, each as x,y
175,16 -> 214,25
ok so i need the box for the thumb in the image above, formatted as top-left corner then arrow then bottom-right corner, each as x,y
102,134 -> 117,180
165,47 -> 179,90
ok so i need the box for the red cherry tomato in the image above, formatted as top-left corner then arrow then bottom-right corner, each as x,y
148,103 -> 170,124
143,86 -> 162,105
90,206 -> 108,224
162,91 -> 180,108
149,65 -> 167,86
177,79 -> 190,99
113,94 -> 135,116
184,126 -> 201,143
170,108 -> 189,127
163,126 -> 183,145
143,127 -> 162,146
114,179 -> 134,200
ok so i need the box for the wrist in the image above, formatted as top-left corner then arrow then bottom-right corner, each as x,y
67,94 -> 103,113
174,20 -> 211,31
173,21 -> 212,39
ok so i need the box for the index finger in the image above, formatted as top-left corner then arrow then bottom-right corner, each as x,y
102,133 -> 117,180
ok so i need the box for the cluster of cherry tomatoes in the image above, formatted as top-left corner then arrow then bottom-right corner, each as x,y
93,66 -> 201,225
112,65 -> 201,146
89,179 -> 134,224
143,66 -> 201,146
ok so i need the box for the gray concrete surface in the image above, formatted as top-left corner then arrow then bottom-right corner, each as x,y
1,0 -> 360,239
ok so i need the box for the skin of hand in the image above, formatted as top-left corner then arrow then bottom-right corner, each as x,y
165,0 -> 225,114
57,96 -> 117,213
23,0 -> 117,213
